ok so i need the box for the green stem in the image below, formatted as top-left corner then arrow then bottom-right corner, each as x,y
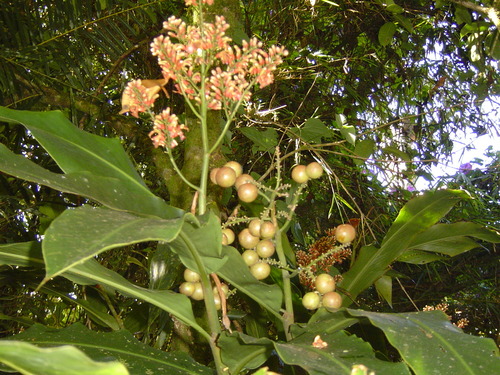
178,231 -> 224,374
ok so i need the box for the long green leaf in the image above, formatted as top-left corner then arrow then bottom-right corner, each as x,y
42,206 -> 186,279
340,190 -> 469,304
0,340 -> 129,375
0,107 -> 182,219
406,222 -> 500,256
0,242 -> 208,340
1,323 -> 212,375
346,309 -> 500,375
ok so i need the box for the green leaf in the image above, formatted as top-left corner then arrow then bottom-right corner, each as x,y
393,14 -> 414,33
407,222 -> 500,256
374,275 -> 392,307
353,139 -> 375,165
335,114 -> 356,145
239,127 -> 278,153
274,330 -> 411,375
42,206 -> 186,280
0,340 -> 129,375
378,22 -> 397,46
300,118 -> 333,143
346,309 -> 500,375
340,190 -> 470,304
2,323 -> 212,375
168,212 -> 227,274
219,332 -> 273,373
382,145 -> 411,161
0,108 -> 182,219
397,250 -> 447,264
217,246 -> 283,318
0,242 -> 207,338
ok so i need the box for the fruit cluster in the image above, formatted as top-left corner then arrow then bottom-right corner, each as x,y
291,162 -> 323,183
239,218 -> 277,280
179,269 -> 229,309
210,161 -> 258,203
301,273 -> 343,312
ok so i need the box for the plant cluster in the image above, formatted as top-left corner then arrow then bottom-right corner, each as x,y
0,0 -> 499,374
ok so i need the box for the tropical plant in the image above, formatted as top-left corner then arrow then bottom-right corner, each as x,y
1,1 -> 499,374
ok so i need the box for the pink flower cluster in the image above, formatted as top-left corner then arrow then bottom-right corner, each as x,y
122,1 -> 287,149
151,15 -> 287,111
149,108 -> 189,149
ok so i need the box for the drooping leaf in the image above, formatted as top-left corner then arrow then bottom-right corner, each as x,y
335,114 -> 356,145
0,108 -> 182,219
340,190 -> 470,304
406,222 -> 500,256
0,242 -> 207,337
1,323 -> 212,375
346,309 -> 500,375
42,206 -> 186,280
378,22 -> 397,46
0,340 -> 129,375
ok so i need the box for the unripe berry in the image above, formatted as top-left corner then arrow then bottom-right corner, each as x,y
291,165 -> 309,183
315,274 -> 336,294
335,224 -> 356,244
216,167 -> 237,187
224,161 -> 243,177
302,292 -> 321,310
306,162 -> 323,179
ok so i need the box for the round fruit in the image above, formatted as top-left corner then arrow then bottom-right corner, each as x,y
242,250 -> 260,266
306,162 -> 323,179
210,168 -> 220,184
184,269 -> 200,283
224,161 -> 243,177
238,228 -> 260,249
222,228 -> 235,245
256,239 -> 275,258
250,262 -> 271,280
315,273 -> 336,294
291,165 -> 309,184
216,166 -> 237,188
238,183 -> 259,203
302,292 -> 321,310
222,233 -> 228,245
235,173 -> 254,189
213,294 -> 222,310
322,291 -> 342,311
191,282 -> 204,301
179,282 -> 195,297
335,224 -> 356,244
213,283 -> 229,297
260,221 -> 276,239
248,219 -> 261,237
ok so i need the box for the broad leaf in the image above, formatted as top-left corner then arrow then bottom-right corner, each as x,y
239,127 -> 278,153
2,323 -> 212,375
353,138 -> 375,165
340,190 -> 469,304
274,330 -> 411,375
217,246 -> 283,318
346,309 -> 500,375
42,206 -> 186,279
0,340 -> 128,375
0,242 -> 208,338
300,118 -> 333,143
379,22 -> 397,46
219,332 -> 273,374
0,107 -> 182,219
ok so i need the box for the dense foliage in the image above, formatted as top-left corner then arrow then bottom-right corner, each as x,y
1,0 -> 499,374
